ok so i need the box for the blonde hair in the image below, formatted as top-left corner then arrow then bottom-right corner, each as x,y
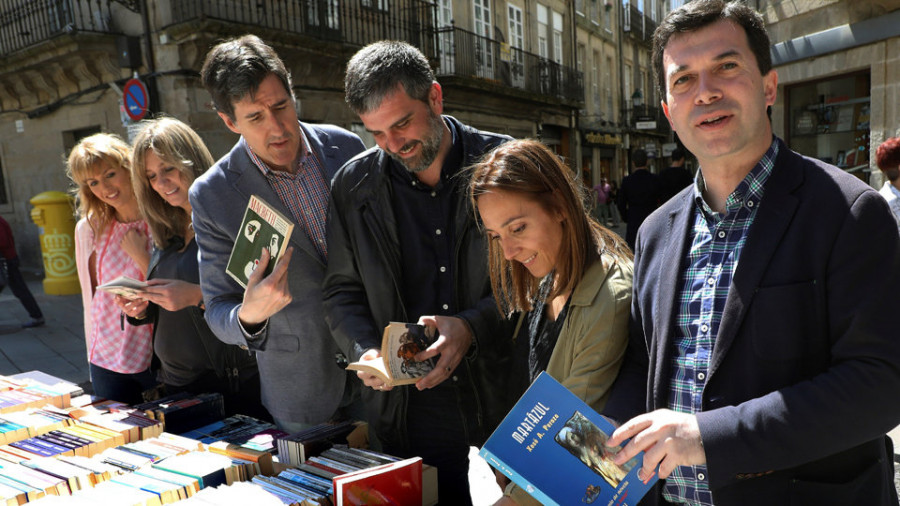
131,117 -> 214,249
66,133 -> 134,236
469,139 -> 632,315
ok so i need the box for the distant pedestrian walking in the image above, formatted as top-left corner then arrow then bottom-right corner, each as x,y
617,149 -> 661,250
593,178 -> 614,226
659,147 -> 693,203
0,216 -> 45,328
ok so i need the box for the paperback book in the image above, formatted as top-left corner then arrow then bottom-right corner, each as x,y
96,276 -> 147,299
479,372 -> 658,506
345,323 -> 437,387
225,195 -> 294,289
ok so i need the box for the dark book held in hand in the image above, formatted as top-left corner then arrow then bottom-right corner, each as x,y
226,195 -> 294,288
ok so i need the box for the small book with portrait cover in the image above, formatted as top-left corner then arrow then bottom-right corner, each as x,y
345,322 -> 438,387
480,372 -> 658,506
225,195 -> 294,289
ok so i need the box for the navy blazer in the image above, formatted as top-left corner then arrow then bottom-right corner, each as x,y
189,122 -> 364,423
606,139 -> 900,505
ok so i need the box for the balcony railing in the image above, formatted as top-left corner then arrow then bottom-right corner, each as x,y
622,3 -> 656,44
170,0 -> 436,51
434,26 -> 583,102
0,0 -> 117,57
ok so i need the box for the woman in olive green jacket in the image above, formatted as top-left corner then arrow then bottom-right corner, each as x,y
470,139 -> 634,505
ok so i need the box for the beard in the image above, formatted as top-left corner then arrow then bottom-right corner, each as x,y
387,113 -> 445,173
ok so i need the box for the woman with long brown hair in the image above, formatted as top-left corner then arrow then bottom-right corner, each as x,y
469,139 -> 634,505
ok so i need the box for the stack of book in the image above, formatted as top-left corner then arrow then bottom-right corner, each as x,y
180,415 -> 287,478
275,420 -> 362,467
0,422 -> 125,461
0,382 -> 70,416
251,444 -> 433,505
62,403 -> 163,443
133,393 -> 225,434
0,408 -> 74,445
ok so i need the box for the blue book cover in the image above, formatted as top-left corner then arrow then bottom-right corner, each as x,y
479,372 -> 658,506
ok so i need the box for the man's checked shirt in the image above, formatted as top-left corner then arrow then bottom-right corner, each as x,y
664,139 -> 779,505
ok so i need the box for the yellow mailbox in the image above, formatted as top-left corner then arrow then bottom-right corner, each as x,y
29,191 -> 79,295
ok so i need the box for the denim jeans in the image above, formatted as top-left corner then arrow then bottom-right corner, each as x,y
89,363 -> 156,405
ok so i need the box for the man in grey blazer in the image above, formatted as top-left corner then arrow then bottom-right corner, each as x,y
189,35 -> 365,431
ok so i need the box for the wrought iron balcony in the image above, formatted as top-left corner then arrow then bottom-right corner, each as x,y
0,0 -> 118,57
622,3 -> 656,44
434,26 -> 583,103
168,0 -> 436,51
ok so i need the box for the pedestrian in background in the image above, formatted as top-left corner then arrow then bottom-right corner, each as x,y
593,177 -> 614,226
659,146 -> 693,203
604,1 -> 900,504
0,216 -> 44,328
875,137 -> 900,232
617,148 -> 661,250
68,133 -> 154,405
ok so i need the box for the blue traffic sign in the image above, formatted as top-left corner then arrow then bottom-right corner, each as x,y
123,78 -> 149,121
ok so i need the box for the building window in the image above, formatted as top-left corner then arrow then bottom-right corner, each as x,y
577,43 -> 585,73
473,0 -> 493,77
552,10 -> 563,65
624,63 -> 632,101
537,4 -> 548,59
361,0 -> 389,11
592,50 -> 600,112
605,55 -> 614,115
575,0 -> 585,16
508,3 -> 525,87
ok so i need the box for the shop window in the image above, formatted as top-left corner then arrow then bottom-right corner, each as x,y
787,72 -> 870,180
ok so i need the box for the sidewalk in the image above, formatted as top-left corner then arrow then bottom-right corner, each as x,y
0,272 -> 91,393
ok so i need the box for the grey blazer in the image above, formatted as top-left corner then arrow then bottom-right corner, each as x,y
189,122 -> 364,423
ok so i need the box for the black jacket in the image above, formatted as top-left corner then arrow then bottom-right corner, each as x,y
323,116 -> 516,451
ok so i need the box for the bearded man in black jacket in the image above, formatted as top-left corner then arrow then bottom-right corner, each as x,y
322,41 -> 515,505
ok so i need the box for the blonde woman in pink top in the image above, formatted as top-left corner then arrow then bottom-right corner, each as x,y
68,133 -> 155,405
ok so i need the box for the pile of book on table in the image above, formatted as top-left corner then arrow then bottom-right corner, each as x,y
0,372 -> 436,505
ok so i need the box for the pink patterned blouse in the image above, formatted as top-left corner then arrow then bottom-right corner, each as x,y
88,219 -> 153,374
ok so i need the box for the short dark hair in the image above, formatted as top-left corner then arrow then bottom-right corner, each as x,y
671,147 -> 685,161
632,148 -> 648,168
200,34 -> 293,121
876,137 -> 900,182
653,0 -> 772,102
345,41 -> 435,115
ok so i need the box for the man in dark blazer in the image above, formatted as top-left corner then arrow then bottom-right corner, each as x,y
189,35 -> 365,431
604,2 -> 900,505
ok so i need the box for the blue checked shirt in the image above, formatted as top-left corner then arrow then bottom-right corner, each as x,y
663,139 -> 778,505
244,125 -> 330,260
